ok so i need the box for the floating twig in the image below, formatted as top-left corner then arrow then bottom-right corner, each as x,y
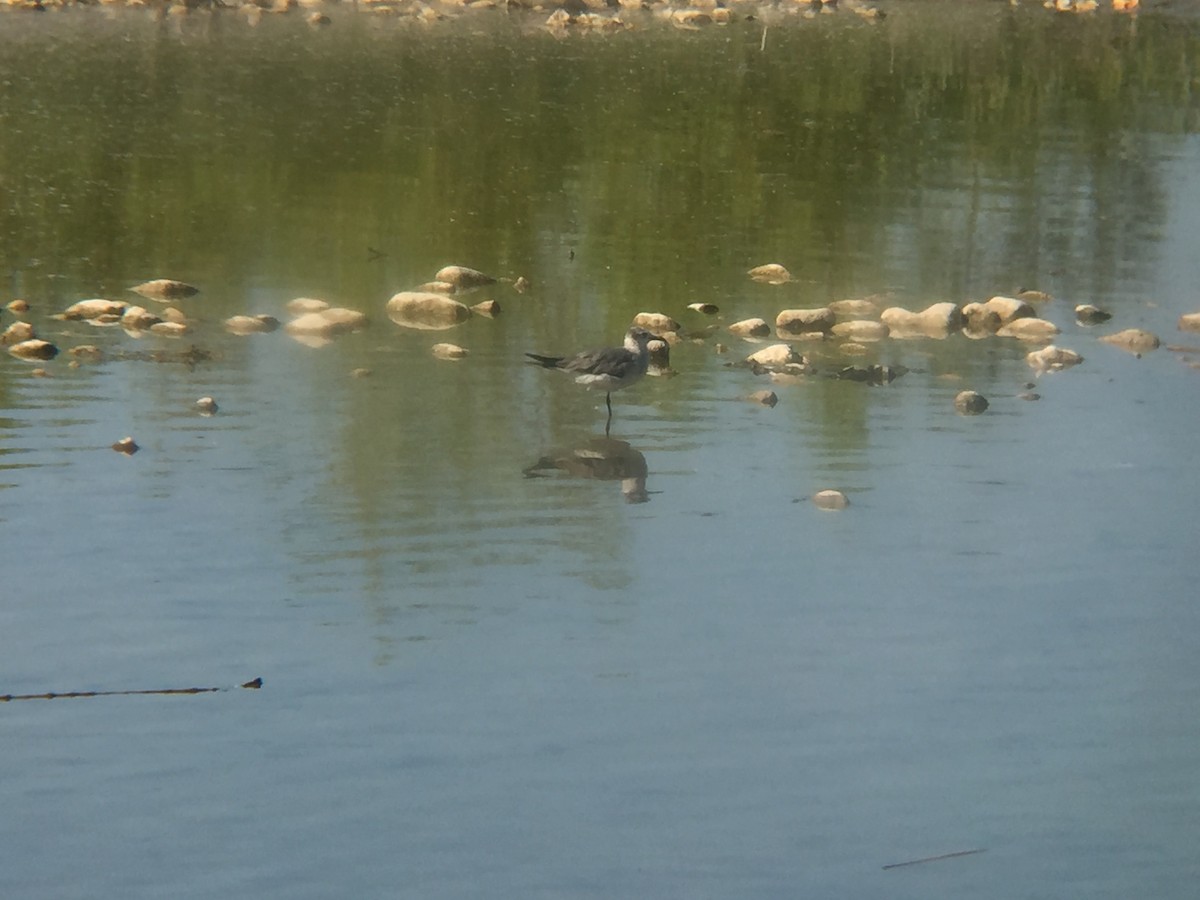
1,677 -> 262,702
883,848 -> 986,870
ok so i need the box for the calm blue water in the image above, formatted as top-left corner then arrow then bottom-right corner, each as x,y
3,6 -> 1200,898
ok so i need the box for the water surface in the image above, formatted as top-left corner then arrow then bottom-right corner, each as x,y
2,4 -> 1200,898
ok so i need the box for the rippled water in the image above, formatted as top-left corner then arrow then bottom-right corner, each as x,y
2,4 -> 1200,898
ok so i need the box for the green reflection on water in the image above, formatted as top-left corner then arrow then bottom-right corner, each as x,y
1,5 -> 1196,311
0,3 -> 1198,567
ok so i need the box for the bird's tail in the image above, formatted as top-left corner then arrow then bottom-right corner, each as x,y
525,353 -> 563,368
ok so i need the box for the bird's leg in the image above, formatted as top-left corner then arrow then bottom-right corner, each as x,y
605,393 -> 613,436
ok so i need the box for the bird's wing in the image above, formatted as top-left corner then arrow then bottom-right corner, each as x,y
560,346 -> 638,378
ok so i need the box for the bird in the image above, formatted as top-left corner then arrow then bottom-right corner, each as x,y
525,326 -> 657,435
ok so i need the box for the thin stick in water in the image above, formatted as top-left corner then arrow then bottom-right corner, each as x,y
883,848 -> 986,870
0,678 -> 263,702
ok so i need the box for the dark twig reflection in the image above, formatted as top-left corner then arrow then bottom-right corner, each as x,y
524,437 -> 651,504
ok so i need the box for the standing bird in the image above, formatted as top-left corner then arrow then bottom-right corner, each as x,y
526,327 -> 658,435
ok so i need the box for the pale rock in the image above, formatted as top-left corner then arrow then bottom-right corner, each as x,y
746,344 -> 804,368
996,318 -> 1059,341
812,489 -> 848,510
1016,288 -> 1053,302
287,297 -> 330,314
112,436 -> 139,455
431,342 -> 470,360
1027,344 -> 1084,372
1075,304 -> 1112,325
319,307 -> 369,332
831,320 -> 888,341
687,302 -> 719,315
130,279 -> 199,301
120,305 -> 162,330
63,298 -> 128,320
728,318 -> 771,338
633,312 -> 682,334
414,281 -> 457,294
8,339 -> 59,361
776,307 -> 835,335
829,297 -> 880,318
68,345 -> 104,361
1177,312 -> 1200,333
963,296 -> 1035,329
747,263 -> 791,284
195,396 -> 219,415
747,390 -> 778,407
954,390 -> 989,415
2,321 -> 35,345
286,308 -> 367,337
881,302 -> 962,337
225,314 -> 281,334
471,299 -> 501,317
434,265 -> 496,290
149,321 -> 189,338
386,291 -> 473,330
1099,328 -> 1160,354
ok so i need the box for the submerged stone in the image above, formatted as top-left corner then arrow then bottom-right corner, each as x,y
287,297 -> 330,314
776,307 -> 835,335
747,390 -> 778,407
431,342 -> 470,360
2,321 -> 35,345
196,396 -> 219,415
225,314 -> 280,334
747,263 -> 791,284
121,305 -> 162,330
881,302 -> 962,337
1177,312 -> 1200,333
414,281 -> 457,294
149,321 -> 189,338
728,318 -> 771,338
633,312 -> 682,334
1100,328 -> 1160,354
1075,304 -> 1112,325
996,318 -> 1059,341
687,302 -> 720,315
812,489 -> 849,510
63,298 -> 128,320
829,297 -> 881,318
1027,344 -> 1083,372
963,296 -> 1035,329
130,279 -> 199,301
831,320 -> 888,341
386,291 -> 473,330
434,265 -> 496,289
286,308 -> 368,337
746,344 -> 804,369
954,390 -> 989,415
7,338 -> 58,360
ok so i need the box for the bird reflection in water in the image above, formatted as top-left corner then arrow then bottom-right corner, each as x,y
524,437 -> 651,504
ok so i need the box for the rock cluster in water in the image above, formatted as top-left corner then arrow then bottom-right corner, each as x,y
4,255 -> 1193,526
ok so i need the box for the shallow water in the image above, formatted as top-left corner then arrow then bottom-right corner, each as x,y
2,3 -> 1200,898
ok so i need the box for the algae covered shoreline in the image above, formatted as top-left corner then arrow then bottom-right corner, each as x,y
0,0 -> 1174,30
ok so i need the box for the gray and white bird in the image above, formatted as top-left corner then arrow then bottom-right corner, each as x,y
526,326 -> 657,434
